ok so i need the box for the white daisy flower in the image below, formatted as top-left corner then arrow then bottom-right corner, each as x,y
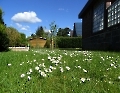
81,78 -> 86,82
118,76 -> 120,79
60,67 -> 64,72
29,69 -> 32,73
78,66 -> 81,69
48,69 -> 52,72
28,76 -> 31,80
110,63 -> 114,66
20,63 -> 22,65
42,59 -> 44,61
20,74 -> 25,78
27,72 -> 31,75
35,66 -> 39,70
83,69 -> 87,73
66,66 -> 70,70
40,71 -> 47,77
48,56 -> 51,60
8,64 -> 11,66
33,59 -> 36,62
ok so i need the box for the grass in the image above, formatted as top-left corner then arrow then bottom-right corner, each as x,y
0,49 -> 120,93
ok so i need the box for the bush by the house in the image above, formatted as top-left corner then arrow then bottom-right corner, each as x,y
56,37 -> 82,48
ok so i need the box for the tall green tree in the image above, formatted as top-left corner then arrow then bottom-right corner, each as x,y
49,21 -> 58,36
20,33 -> 27,46
0,8 -> 9,51
31,33 -> 36,39
0,24 -> 9,51
57,27 -> 70,37
49,21 -> 58,49
5,27 -> 21,46
44,32 -> 49,38
36,26 -> 44,37
0,8 -> 4,24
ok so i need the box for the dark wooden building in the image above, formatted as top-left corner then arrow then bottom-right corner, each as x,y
78,0 -> 120,50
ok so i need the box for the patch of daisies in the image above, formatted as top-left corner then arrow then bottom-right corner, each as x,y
19,50 -> 120,86
20,53 -> 72,81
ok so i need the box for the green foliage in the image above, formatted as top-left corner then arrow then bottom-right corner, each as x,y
49,21 -> 57,31
31,33 -> 36,39
43,32 -> 49,39
48,21 -> 58,49
44,39 -> 50,48
5,27 -> 28,47
0,8 -> 4,24
57,27 -> 70,37
5,27 -> 21,46
56,37 -> 82,48
0,24 -> 9,51
0,8 -> 9,52
0,8 -> 27,49
49,21 -> 58,36
36,26 -> 44,37
19,33 -> 27,46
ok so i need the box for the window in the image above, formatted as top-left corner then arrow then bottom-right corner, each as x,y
108,0 -> 120,27
93,0 -> 104,32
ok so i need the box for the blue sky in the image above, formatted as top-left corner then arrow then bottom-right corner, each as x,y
0,0 -> 88,36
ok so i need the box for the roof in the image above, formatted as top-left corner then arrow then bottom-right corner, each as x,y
78,0 -> 95,18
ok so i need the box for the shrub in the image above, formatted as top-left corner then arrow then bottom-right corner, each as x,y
56,37 -> 82,48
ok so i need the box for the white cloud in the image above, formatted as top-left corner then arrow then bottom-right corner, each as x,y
15,23 -> 30,31
16,23 -> 22,28
11,11 -> 42,23
21,27 -> 28,31
58,8 -> 64,11
58,8 -> 69,12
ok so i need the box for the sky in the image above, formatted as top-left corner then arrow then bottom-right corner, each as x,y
0,0 -> 88,37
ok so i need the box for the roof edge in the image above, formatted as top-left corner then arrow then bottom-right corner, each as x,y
78,0 -> 94,18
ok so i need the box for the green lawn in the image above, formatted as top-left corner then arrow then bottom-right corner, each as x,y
0,49 -> 120,93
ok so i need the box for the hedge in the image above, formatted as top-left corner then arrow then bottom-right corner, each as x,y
56,37 -> 82,48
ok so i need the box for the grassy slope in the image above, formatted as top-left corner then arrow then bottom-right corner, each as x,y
0,50 -> 120,93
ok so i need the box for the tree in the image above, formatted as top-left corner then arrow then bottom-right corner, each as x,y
0,8 -> 4,24
5,27 -> 21,46
49,21 -> 58,36
31,33 -> 36,39
0,24 -> 9,51
43,32 -> 49,39
0,8 -> 9,51
57,27 -> 70,37
36,26 -> 44,37
20,33 -> 27,46
49,21 -> 58,49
